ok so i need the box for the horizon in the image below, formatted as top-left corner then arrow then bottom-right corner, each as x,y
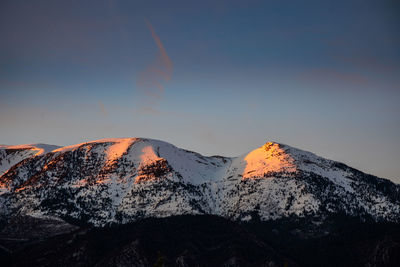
1,0 -> 399,183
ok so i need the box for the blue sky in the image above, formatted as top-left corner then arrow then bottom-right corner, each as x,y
1,0 -> 399,182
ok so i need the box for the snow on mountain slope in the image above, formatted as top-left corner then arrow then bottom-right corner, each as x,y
242,142 -> 297,179
0,138 -> 399,226
0,144 -> 60,176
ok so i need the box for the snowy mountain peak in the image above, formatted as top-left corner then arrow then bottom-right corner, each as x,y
0,143 -> 60,156
0,137 -> 399,226
261,141 -> 280,151
241,142 -> 297,179
52,138 -> 138,153
0,143 -> 60,177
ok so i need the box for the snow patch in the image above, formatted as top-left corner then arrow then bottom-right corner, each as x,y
105,138 -> 135,163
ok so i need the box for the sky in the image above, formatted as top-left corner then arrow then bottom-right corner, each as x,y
1,0 -> 399,182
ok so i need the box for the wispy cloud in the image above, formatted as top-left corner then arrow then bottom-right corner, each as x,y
98,101 -> 108,117
136,19 -> 173,112
299,69 -> 368,86
333,55 -> 400,73
145,19 -> 173,79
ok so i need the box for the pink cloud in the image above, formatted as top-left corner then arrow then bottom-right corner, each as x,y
136,19 -> 174,113
299,69 -> 368,86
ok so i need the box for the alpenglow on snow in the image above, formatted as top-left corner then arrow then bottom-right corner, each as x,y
1,138 -> 399,226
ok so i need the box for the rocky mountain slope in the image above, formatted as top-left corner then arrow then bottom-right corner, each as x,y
0,138 -> 399,226
0,144 -> 60,177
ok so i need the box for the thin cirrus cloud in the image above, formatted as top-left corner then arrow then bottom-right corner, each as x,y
298,68 -> 368,86
98,101 -> 108,117
334,55 -> 400,73
136,19 -> 173,112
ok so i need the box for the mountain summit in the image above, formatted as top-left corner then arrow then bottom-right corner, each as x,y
0,138 -> 399,226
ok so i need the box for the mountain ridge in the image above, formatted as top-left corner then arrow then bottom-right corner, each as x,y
0,137 -> 399,226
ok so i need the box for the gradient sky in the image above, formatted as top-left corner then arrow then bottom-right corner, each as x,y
1,0 -> 399,182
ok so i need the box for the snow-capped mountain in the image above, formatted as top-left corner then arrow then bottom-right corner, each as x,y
0,138 -> 399,226
0,144 -> 60,176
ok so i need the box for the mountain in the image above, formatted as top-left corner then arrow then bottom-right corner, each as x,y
1,138 -> 400,266
0,144 -> 60,177
1,137 -> 399,227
